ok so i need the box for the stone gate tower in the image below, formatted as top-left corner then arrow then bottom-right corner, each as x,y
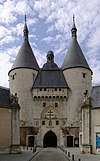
8,16 -> 92,148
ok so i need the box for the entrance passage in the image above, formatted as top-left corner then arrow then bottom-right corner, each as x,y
43,131 -> 57,147
67,136 -> 73,147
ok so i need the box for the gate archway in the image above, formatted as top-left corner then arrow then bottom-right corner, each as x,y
43,131 -> 57,147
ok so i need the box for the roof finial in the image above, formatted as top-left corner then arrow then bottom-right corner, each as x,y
25,14 -> 27,24
73,14 -> 75,24
71,14 -> 77,38
23,14 -> 29,38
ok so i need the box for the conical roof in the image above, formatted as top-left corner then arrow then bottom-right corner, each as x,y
9,16 -> 39,73
62,16 -> 91,72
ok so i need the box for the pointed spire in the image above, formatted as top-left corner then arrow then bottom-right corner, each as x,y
71,15 -> 77,38
23,15 -> 29,38
61,16 -> 92,72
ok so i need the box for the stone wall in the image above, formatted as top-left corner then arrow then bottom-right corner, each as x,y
0,108 -> 11,153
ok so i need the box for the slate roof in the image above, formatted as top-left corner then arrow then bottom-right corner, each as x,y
91,86 -> 100,108
62,38 -> 91,71
33,69 -> 68,88
9,20 -> 39,74
0,86 -> 11,108
33,51 -> 68,88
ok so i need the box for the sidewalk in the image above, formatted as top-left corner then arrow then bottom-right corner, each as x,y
0,147 -> 42,161
60,147 -> 100,161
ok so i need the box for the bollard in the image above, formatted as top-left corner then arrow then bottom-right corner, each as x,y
78,159 -> 81,161
31,147 -> 32,150
72,154 -> 74,161
65,150 -> 67,154
33,147 -> 35,153
68,151 -> 70,157
27,147 -> 28,150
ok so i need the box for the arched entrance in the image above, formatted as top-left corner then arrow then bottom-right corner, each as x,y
43,131 -> 57,147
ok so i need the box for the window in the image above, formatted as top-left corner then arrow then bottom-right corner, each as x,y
55,103 -> 58,107
44,88 -> 46,91
42,121 -> 45,125
82,73 -> 87,78
59,88 -> 61,91
56,121 -> 59,125
55,88 -> 57,91
43,103 -> 46,107
12,75 -> 14,80
40,88 -> 42,91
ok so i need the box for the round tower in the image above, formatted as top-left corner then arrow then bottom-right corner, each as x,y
8,16 -> 39,125
61,16 -> 92,126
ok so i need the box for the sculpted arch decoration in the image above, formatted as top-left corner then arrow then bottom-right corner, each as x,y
41,106 -> 59,127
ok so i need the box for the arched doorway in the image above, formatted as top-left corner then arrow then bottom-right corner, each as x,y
43,131 -> 57,147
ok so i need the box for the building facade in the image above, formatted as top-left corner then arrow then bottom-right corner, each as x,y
8,17 -> 92,149
0,17 -> 100,154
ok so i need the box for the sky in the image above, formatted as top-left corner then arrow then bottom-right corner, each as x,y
0,0 -> 100,87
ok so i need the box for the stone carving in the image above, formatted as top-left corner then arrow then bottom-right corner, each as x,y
61,127 -> 69,136
10,93 -> 20,109
83,90 -> 91,106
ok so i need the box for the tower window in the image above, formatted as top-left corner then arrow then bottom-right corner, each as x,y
40,88 -> 42,91
82,73 -> 87,78
55,88 -> 57,91
44,88 -> 46,91
12,75 -> 14,80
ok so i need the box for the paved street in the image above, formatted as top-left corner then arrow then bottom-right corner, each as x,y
30,148 -> 68,161
0,148 -> 41,161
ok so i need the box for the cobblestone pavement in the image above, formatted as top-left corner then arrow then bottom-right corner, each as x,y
30,148 -> 69,161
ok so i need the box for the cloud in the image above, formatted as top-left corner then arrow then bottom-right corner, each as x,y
0,51 -> 12,87
0,1 -> 17,24
42,36 -> 54,44
16,1 -> 33,15
0,0 -> 99,87
0,35 -> 15,45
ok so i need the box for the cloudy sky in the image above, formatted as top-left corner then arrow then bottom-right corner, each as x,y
0,0 -> 100,87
